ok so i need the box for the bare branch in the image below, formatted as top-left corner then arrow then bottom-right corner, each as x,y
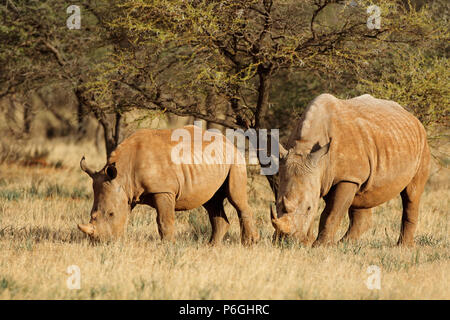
310,2 -> 328,39
41,40 -> 66,67
117,80 -> 242,129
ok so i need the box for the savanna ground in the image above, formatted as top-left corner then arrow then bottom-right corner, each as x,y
0,139 -> 448,300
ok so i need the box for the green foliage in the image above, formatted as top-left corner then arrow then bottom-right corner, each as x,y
0,190 -> 21,201
1,0 -> 448,149
0,0 -> 111,95
0,277 -> 19,296
83,0 -> 446,131
357,49 -> 449,135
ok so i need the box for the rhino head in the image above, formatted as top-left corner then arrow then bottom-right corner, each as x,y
272,140 -> 331,243
78,157 -> 131,241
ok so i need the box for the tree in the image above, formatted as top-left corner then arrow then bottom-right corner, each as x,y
0,0 -> 124,155
85,0 -> 445,196
358,49 -> 449,150
1,1 -> 446,193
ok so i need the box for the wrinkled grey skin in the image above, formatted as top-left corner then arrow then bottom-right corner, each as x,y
272,142 -> 331,243
78,158 -> 131,241
272,93 -> 431,247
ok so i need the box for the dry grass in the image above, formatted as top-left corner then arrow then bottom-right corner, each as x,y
0,139 -> 448,299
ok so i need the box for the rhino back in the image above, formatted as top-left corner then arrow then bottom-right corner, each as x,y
109,127 -> 232,210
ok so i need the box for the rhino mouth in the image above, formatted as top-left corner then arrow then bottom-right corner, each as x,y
271,206 -> 312,245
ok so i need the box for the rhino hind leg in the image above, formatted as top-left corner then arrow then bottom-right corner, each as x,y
340,208 -> 373,242
203,192 -> 230,245
226,165 -> 260,246
398,190 -> 419,247
398,177 -> 427,247
398,146 -> 430,247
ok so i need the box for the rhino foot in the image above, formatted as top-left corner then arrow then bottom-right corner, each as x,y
241,232 -> 260,246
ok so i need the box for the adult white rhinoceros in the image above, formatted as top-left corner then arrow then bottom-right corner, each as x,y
78,126 -> 259,245
272,94 -> 430,247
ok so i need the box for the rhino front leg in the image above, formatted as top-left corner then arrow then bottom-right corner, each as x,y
340,208 -> 373,242
153,193 -> 176,242
313,182 -> 358,247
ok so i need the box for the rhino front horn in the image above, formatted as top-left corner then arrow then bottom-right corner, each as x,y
78,223 -> 95,235
271,206 -> 291,235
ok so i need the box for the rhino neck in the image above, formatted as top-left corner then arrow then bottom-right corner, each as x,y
288,95 -> 336,197
108,151 -> 136,208
319,151 -> 334,198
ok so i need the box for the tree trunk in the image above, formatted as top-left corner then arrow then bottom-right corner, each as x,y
100,112 -> 122,158
264,168 -> 279,201
23,101 -> 32,134
254,67 -> 279,199
76,101 -> 88,141
254,67 -> 271,129
230,85 -> 248,128
74,88 -> 122,159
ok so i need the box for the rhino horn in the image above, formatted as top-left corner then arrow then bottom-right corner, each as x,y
279,143 -> 288,159
80,156 -> 95,178
271,206 -> 291,234
270,204 -> 277,221
78,223 -> 95,235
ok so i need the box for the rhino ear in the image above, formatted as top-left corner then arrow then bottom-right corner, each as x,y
307,139 -> 331,166
105,163 -> 117,180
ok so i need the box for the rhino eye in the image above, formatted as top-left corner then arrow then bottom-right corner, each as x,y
307,206 -> 311,211
109,212 -> 114,217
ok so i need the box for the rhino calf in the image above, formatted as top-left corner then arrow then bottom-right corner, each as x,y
78,126 -> 259,245
272,94 -> 431,247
